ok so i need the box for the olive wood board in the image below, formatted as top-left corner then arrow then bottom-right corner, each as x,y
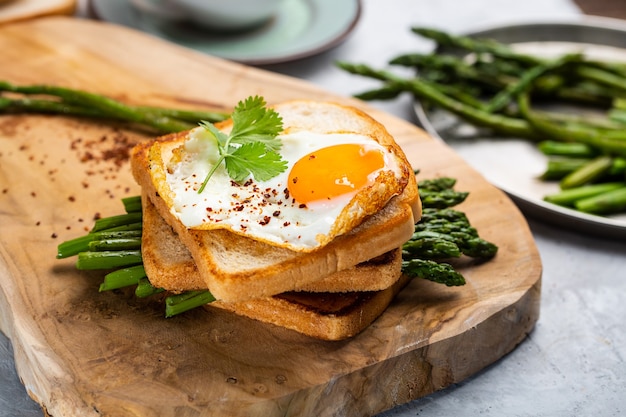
0,0 -> 75,24
0,17 -> 542,417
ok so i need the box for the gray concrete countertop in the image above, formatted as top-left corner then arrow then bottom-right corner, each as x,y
2,0 -> 625,416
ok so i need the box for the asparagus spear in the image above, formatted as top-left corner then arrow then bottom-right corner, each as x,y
539,157 -> 592,181
135,277 -> 165,298
0,81 -> 229,133
165,291 -> 216,317
76,250 -> 142,270
402,259 -> 466,286
90,212 -> 142,232
414,219 -> 477,237
559,156 -> 614,189
122,195 -> 143,213
57,230 -> 142,258
609,157 -> 626,176
99,265 -> 147,291
419,207 -> 469,224
87,238 -> 141,252
418,177 -> 457,191
410,27 -> 541,66
537,141 -> 597,158
419,189 -> 469,209
575,186 -> 626,214
544,182 -> 624,206
402,235 -> 462,259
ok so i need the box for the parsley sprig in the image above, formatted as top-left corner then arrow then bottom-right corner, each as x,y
197,96 -> 287,193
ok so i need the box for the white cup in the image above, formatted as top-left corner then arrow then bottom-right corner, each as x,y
130,0 -> 284,32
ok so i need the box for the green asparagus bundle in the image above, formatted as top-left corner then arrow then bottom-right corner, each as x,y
402,176 -> 497,287
337,27 -> 626,216
56,176 -> 498,317
0,81 -> 229,133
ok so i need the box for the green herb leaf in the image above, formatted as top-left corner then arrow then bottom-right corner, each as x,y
199,120 -> 228,145
229,96 -> 284,151
225,142 -> 288,183
197,96 -> 285,193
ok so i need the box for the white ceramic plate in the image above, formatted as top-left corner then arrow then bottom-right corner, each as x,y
413,18 -> 626,239
89,0 -> 361,65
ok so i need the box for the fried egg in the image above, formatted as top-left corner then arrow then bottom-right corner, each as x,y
156,126 -> 409,252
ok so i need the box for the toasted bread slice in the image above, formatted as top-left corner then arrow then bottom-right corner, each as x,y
142,194 -> 404,293
211,274 -> 410,341
141,195 -> 409,340
296,249 -> 401,293
131,100 -> 421,302
141,192 -> 207,292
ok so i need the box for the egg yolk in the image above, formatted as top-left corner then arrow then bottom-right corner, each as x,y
288,143 -> 386,204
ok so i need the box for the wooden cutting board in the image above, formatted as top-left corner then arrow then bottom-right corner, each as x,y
0,17 -> 542,417
0,0 -> 75,24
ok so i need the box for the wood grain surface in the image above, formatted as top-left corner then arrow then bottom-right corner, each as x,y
0,0 -> 75,24
0,17 -> 542,417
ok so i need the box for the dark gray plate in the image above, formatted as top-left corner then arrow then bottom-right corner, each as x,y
414,17 -> 626,240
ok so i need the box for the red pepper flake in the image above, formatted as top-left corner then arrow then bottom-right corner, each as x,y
71,130 -> 138,169
81,151 -> 95,162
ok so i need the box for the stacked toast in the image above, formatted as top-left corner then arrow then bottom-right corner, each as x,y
130,100 -> 421,340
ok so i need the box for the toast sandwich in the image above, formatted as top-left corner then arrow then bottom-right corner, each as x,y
141,195 -> 410,340
142,194 -> 404,294
141,193 -> 407,341
131,100 -> 421,303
